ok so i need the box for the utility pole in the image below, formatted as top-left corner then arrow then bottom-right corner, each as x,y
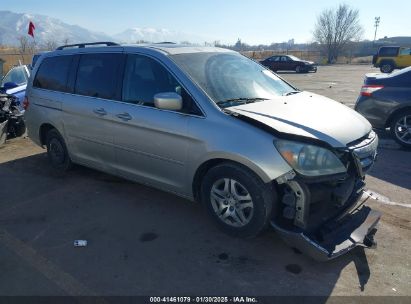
373,17 -> 380,45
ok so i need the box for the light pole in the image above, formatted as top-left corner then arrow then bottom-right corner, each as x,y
373,17 -> 380,44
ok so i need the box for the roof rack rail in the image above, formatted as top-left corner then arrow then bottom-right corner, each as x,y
155,42 -> 176,44
56,42 -> 119,50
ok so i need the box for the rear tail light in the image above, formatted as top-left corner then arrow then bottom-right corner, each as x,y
360,85 -> 384,97
23,96 -> 29,110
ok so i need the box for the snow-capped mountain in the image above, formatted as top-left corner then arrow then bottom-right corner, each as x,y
113,27 -> 206,44
0,10 -> 209,47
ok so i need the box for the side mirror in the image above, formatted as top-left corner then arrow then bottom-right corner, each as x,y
3,82 -> 18,90
154,92 -> 183,111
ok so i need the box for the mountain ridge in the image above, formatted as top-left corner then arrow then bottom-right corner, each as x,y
0,10 -> 207,47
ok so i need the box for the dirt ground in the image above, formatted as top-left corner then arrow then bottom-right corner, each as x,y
0,65 -> 410,300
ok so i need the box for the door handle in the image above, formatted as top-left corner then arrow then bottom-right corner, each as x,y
116,112 -> 132,121
93,108 -> 107,116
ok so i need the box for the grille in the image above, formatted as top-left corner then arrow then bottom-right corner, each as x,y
348,131 -> 378,171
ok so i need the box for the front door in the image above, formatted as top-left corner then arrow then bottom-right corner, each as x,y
112,54 -> 199,194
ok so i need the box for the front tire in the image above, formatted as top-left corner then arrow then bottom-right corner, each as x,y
46,129 -> 72,171
295,65 -> 303,73
390,110 -> 411,149
200,163 -> 275,238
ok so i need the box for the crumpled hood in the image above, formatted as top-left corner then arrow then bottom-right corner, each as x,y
229,91 -> 371,147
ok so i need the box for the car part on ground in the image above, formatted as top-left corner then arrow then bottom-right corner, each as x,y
0,94 -> 26,144
355,67 -> 411,149
25,42 -> 379,261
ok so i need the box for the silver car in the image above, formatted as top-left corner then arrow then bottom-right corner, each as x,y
24,42 -> 380,261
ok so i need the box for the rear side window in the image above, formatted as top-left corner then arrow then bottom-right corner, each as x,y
378,47 -> 398,57
399,48 -> 411,56
33,56 -> 72,92
75,53 -> 121,100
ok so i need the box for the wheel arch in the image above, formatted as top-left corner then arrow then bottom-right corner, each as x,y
385,106 -> 411,128
379,59 -> 396,70
39,123 -> 57,146
191,156 -> 275,203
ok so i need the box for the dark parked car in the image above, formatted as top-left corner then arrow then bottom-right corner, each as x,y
355,66 -> 411,148
260,55 -> 317,73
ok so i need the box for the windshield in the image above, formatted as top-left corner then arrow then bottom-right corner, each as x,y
1,66 -> 28,87
170,52 -> 297,108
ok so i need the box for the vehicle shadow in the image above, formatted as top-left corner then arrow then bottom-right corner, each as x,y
367,132 -> 411,190
0,153 -> 373,297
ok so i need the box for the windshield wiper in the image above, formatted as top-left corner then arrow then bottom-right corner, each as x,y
283,91 -> 301,96
216,97 -> 269,106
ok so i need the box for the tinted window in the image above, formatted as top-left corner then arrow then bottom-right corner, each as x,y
1,66 -> 28,86
379,47 -> 398,56
123,54 -> 182,107
399,48 -> 411,56
33,56 -> 72,92
75,53 -> 121,100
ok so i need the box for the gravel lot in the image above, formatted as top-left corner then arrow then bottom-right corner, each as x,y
0,64 -> 410,299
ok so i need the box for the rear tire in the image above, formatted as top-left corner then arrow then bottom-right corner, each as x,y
390,110 -> 411,149
46,129 -> 72,171
200,162 -> 275,238
380,61 -> 394,73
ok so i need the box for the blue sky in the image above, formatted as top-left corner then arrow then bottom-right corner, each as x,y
2,0 -> 410,44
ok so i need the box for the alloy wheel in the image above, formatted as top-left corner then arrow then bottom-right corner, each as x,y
394,115 -> 411,145
210,178 -> 254,227
381,64 -> 393,73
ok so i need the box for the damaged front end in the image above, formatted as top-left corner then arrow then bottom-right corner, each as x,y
271,131 -> 380,261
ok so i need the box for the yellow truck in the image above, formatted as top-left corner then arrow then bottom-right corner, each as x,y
373,46 -> 411,73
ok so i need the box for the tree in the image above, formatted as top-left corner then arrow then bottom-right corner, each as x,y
18,36 -> 29,54
62,37 -> 71,46
42,39 -> 58,51
313,4 -> 363,63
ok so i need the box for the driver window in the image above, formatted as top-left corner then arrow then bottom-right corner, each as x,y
122,54 -> 200,115
281,56 -> 287,62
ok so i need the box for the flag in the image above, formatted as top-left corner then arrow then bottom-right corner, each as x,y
28,21 -> 35,38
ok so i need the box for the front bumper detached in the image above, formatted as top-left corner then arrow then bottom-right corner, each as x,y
271,202 -> 381,261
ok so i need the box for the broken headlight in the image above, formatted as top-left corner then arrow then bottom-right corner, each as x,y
274,140 -> 347,176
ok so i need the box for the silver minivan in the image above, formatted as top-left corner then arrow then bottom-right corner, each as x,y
25,42 -> 380,260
